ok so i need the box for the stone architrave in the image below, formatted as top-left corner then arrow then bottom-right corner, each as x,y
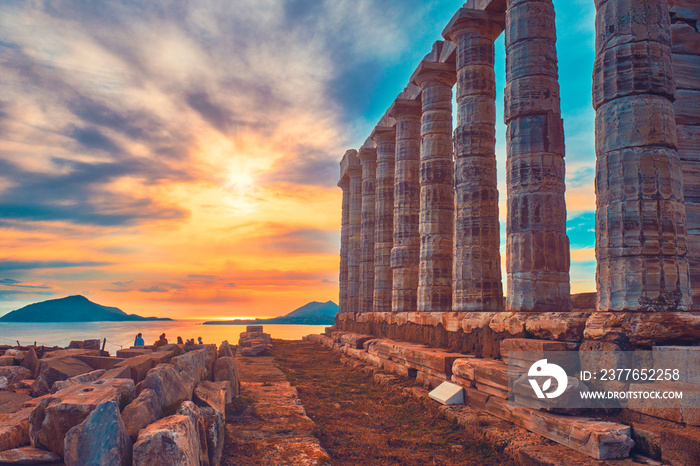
412,59 -> 456,312
388,98 -> 422,313
592,0 -> 691,312
444,8 -> 505,312
371,126 -> 397,313
358,146 -> 378,313
504,0 -> 571,312
345,150 -> 362,313
338,176 -> 351,314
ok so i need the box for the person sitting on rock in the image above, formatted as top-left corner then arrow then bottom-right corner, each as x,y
177,336 -> 184,344
154,333 -> 168,348
134,333 -> 145,347
197,336 -> 203,345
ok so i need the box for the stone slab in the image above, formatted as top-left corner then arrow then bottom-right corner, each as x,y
0,446 -> 61,465
429,381 -> 464,405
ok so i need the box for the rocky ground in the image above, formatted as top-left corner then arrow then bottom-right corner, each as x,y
257,339 -> 515,466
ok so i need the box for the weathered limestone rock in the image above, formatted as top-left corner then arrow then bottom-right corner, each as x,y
0,367 -> 32,389
194,381 -> 231,420
139,364 -> 194,413
116,348 -> 152,359
504,0 -> 571,312
444,9 -> 504,312
0,446 -> 61,464
0,356 -> 15,366
411,53 -> 456,312
29,378 -> 135,457
51,369 -> 105,393
246,325 -> 263,332
113,351 -> 171,384
344,149 -> 362,313
429,381 -> 464,405
388,98 -> 422,313
213,357 -> 240,398
370,126 -> 396,313
593,0 -> 691,312
99,365 -> 132,380
73,355 -> 125,370
0,408 -> 31,452
200,406 -> 224,466
42,349 -> 100,360
121,388 -> 160,442
0,392 -> 32,414
171,346 -> 216,383
35,357 -> 93,391
358,145 -> 377,313
584,311 -> 700,346
177,402 -> 209,466
218,341 -> 234,358
19,348 -> 38,376
339,333 -> 374,350
63,400 -> 132,466
367,339 -> 463,375
132,415 -> 200,466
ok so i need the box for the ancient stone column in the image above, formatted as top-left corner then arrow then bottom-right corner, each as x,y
389,99 -> 422,313
412,62 -> 456,312
504,0 -> 571,311
371,126 -> 396,313
345,150 -> 362,313
338,175 -> 350,313
444,9 -> 505,312
593,0 -> 691,311
358,146 -> 377,313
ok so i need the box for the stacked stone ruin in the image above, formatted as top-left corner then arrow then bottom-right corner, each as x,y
330,0 -> 700,463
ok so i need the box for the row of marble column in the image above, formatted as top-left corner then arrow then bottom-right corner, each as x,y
339,0 -> 692,314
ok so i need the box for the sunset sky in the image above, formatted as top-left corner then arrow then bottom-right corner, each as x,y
0,0 -> 597,320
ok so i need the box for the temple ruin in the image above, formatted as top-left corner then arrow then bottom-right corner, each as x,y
321,0 -> 700,462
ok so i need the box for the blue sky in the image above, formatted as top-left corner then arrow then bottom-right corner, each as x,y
0,0 -> 597,318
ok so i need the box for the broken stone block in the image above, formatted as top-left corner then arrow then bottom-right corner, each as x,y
73,355 -> 125,370
36,357 -> 93,390
42,349 -> 100,360
0,446 -> 61,465
121,389 -> 160,442
172,347 -> 216,384
29,378 -> 135,457
132,415 -> 200,466
429,382 -> 464,405
200,406 -> 224,466
218,341 -> 234,358
0,408 -> 31,452
0,391 -> 32,414
194,381 -> 231,420
177,402 -> 209,466
20,348 -> 38,377
339,333 -> 374,349
213,357 -> 240,398
51,369 -> 106,393
63,400 -> 132,466
140,364 -> 194,414
115,348 -> 153,359
0,355 -> 15,366
246,325 -> 263,333
99,365 -> 132,381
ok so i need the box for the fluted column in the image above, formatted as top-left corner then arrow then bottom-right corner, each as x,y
371,126 -> 396,313
412,62 -> 456,312
338,176 -> 350,313
358,147 -> 377,313
593,0 -> 690,311
505,0 -> 571,311
346,150 -> 362,313
389,99 -> 422,313
444,9 -> 505,312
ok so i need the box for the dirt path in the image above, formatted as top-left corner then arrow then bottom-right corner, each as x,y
271,340 -> 515,466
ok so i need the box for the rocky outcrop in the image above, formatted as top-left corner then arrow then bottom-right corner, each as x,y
132,415 -> 200,466
63,400 -> 132,466
29,378 -> 135,457
121,389 -> 161,442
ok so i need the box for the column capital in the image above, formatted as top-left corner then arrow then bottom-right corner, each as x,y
358,146 -> 377,163
388,98 -> 422,119
340,149 -> 361,178
370,125 -> 397,145
443,8 -> 505,42
411,61 -> 456,89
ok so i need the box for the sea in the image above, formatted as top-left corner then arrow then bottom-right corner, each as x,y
0,321 -> 327,353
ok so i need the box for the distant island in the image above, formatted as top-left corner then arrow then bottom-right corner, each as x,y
0,295 -> 172,322
204,300 -> 338,326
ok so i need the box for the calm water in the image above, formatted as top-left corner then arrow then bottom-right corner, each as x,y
0,321 -> 326,354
